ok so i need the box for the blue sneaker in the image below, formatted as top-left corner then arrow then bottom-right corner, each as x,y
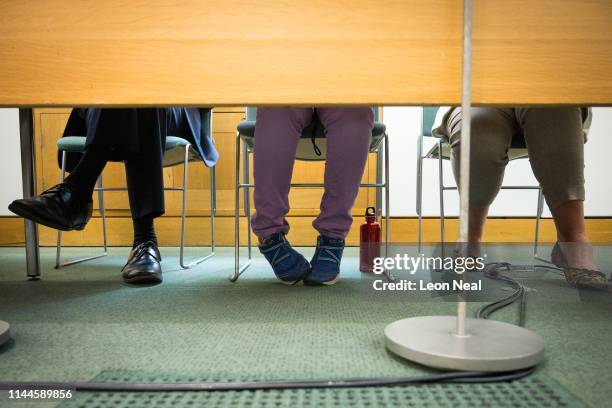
258,233 -> 311,284
305,235 -> 344,286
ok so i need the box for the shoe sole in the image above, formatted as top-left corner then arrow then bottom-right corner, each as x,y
304,274 -> 340,286
123,273 -> 163,285
8,202 -> 88,231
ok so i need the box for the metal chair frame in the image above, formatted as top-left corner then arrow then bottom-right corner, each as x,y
416,107 -> 545,258
233,109 -> 390,282
55,138 -> 216,270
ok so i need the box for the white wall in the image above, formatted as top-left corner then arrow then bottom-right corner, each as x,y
0,107 -> 610,217
384,106 -> 612,217
0,109 -> 23,216
584,108 -> 612,216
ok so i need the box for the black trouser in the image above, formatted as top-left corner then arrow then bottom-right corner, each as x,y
62,109 -> 167,219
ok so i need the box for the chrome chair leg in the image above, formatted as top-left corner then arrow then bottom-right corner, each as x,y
376,142 -> 383,223
438,140 -> 446,258
179,144 -> 189,268
244,142 -> 253,262
533,187 -> 551,264
416,133 -> 424,254
55,150 -> 108,268
376,139 -> 394,281
383,133 -> 390,259
180,144 -> 215,269
55,151 -> 67,269
98,174 -> 108,255
383,133 -> 394,282
210,165 -> 216,254
231,133 -> 251,282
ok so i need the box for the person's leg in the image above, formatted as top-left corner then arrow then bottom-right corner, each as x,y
64,145 -> 110,200
124,149 -> 163,250
550,201 -> 597,270
122,210 -> 163,285
123,109 -> 166,227
251,108 -> 314,283
121,109 -> 167,285
251,108 -> 312,238
448,107 -> 516,256
467,207 -> 489,255
133,215 -> 157,247
311,107 -> 373,239
122,149 -> 164,284
517,107 -> 586,244
305,107 -> 373,285
517,107 -> 605,288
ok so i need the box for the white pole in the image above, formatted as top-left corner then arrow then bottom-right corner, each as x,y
456,0 -> 473,337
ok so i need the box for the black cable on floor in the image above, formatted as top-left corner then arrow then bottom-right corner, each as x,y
476,262 -> 526,323
475,262 -> 564,325
0,368 -> 536,392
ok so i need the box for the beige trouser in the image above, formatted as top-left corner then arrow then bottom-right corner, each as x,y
444,107 -> 585,210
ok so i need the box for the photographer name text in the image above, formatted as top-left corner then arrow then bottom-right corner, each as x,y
372,279 -> 482,292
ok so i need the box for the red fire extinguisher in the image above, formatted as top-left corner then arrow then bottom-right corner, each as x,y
360,206 -> 381,273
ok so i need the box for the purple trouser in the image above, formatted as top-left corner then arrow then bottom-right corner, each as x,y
251,108 -> 373,240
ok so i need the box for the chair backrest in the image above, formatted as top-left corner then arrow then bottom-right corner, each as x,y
201,108 -> 212,137
246,107 -> 257,121
422,107 -> 440,137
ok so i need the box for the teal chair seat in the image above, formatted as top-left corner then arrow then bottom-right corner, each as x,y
57,136 -> 197,167
164,136 -> 190,150
58,135 -> 189,152
56,136 -> 90,153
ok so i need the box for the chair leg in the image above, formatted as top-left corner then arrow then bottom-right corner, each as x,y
180,145 -> 215,269
98,174 -> 108,255
383,133 -> 390,260
244,142 -> 253,262
209,111 -> 217,257
438,140 -> 446,258
416,134 -> 424,254
383,134 -> 392,283
533,187 -> 550,263
55,151 -> 108,268
376,143 -> 383,224
376,141 -> 392,279
210,165 -> 216,254
233,133 -> 240,281
179,145 -> 189,268
55,151 -> 67,269
377,133 -> 395,282
231,133 -> 251,282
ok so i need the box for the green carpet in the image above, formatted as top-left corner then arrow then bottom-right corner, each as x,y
1,246 -> 611,407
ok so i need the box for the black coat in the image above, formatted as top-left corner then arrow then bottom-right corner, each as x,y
59,108 -> 218,171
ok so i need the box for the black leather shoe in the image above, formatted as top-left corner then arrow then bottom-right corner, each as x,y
8,183 -> 92,231
122,241 -> 162,285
